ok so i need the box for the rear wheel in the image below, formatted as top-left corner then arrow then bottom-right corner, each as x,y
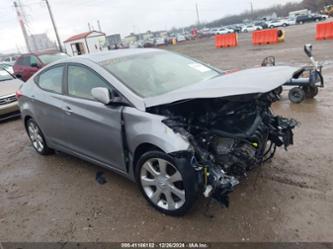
135,151 -> 198,216
303,86 -> 319,98
289,87 -> 305,103
26,119 -> 53,155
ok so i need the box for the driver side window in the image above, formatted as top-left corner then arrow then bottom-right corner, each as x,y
67,65 -> 111,100
30,56 -> 39,66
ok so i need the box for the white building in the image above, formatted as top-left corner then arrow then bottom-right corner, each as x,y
28,33 -> 57,52
63,31 -> 106,56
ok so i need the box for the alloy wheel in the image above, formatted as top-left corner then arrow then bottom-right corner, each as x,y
140,158 -> 185,211
27,121 -> 45,153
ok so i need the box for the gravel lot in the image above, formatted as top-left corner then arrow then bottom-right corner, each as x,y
1,21 -> 333,242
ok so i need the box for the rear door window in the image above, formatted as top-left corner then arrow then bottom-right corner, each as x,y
37,66 -> 64,94
15,57 -> 25,65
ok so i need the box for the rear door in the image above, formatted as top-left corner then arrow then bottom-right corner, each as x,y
13,56 -> 26,79
61,64 -> 126,170
32,65 -> 66,146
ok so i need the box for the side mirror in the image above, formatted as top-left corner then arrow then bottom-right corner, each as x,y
91,87 -> 111,105
304,44 -> 313,58
31,63 -> 40,68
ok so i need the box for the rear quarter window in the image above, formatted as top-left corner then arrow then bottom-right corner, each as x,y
36,66 -> 64,94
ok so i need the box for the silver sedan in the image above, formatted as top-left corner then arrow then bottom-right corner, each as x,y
18,49 -> 297,215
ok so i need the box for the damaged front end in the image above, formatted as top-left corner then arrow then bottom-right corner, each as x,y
148,90 -> 297,207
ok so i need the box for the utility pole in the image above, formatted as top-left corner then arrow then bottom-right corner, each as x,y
195,3 -> 200,25
250,0 -> 254,19
88,22 -> 92,31
13,1 -> 31,52
43,0 -> 63,52
97,20 -> 102,32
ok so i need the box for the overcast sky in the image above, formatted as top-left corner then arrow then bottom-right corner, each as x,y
0,0 -> 300,53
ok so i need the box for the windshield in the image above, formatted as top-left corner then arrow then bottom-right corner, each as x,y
39,53 -> 69,64
0,69 -> 14,81
0,64 -> 11,70
100,51 -> 220,97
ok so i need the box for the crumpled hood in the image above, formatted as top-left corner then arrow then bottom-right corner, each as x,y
144,66 -> 297,108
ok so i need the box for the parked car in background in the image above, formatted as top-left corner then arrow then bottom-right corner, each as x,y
155,37 -> 166,46
199,28 -> 211,37
176,34 -> 186,42
143,39 -> 155,48
267,19 -> 289,28
0,68 -> 22,121
230,25 -> 242,33
296,14 -> 327,24
241,24 -> 262,32
215,27 -> 234,35
285,17 -> 297,26
254,21 -> 268,29
13,52 -> 68,82
1,55 -> 19,65
0,62 -> 14,74
17,49 -> 297,215
209,28 -> 218,35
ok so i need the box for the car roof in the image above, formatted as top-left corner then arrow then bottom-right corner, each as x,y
59,48 -> 163,64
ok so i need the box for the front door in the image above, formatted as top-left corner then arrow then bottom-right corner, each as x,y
61,64 -> 126,171
23,55 -> 40,81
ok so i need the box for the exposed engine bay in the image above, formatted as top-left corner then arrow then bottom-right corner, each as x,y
148,89 -> 298,207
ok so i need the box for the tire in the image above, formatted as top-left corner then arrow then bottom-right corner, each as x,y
303,86 -> 319,98
288,87 -> 305,103
135,151 -> 199,216
26,118 -> 54,155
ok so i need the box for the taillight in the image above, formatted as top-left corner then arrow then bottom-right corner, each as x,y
16,89 -> 23,99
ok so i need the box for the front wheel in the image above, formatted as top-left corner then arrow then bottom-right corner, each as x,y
135,151 -> 199,216
289,87 -> 305,103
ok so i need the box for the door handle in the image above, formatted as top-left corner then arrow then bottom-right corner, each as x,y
63,106 -> 72,115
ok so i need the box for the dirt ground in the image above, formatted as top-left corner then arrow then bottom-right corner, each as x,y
1,21 -> 333,242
